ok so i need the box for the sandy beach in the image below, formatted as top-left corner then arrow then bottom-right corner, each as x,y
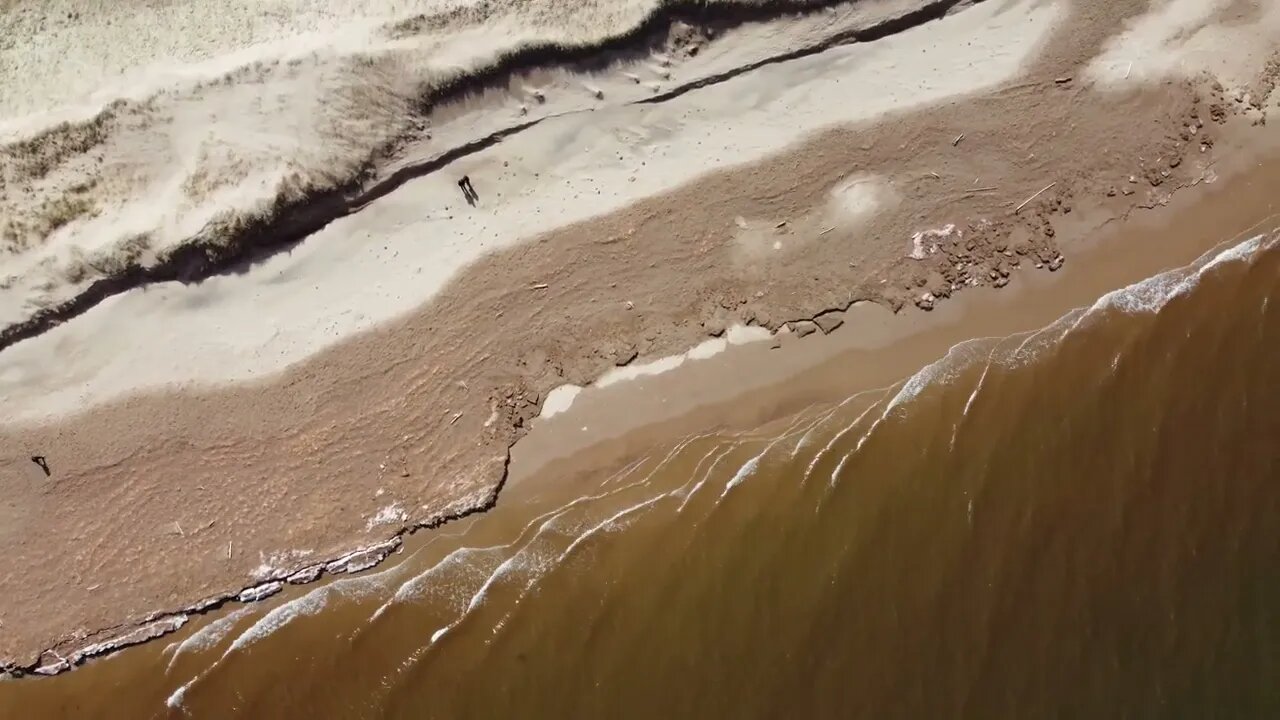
1,0 -> 1278,675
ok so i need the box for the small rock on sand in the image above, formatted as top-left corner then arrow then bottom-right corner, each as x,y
790,320 -> 819,338
813,313 -> 844,334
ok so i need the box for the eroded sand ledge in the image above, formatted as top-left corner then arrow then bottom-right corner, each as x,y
1,0 -> 1278,674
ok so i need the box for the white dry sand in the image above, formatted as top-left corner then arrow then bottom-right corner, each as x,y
1086,0 -> 1280,89
0,0 -> 918,333
0,0 -> 1064,423
539,324 -> 773,421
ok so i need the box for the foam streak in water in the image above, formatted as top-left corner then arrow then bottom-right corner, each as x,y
678,445 -> 741,513
1049,232 -> 1273,343
801,386 -> 895,484
166,556 -> 411,710
950,345 -> 1001,450
164,607 -> 254,672
716,413 -> 817,500
419,483 -> 688,656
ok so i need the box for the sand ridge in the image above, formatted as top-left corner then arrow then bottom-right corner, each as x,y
0,0 -> 1278,675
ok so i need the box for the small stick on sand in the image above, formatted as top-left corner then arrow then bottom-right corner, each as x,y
227,542 -> 233,560
966,186 -> 999,193
450,412 -> 464,425
530,283 -> 549,290
952,133 -> 965,146
819,227 -> 834,235
1015,182 -> 1057,213
928,171 -> 941,179
173,521 -> 185,538
1125,61 -> 1133,79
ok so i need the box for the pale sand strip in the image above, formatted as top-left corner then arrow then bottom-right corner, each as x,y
0,0 -> 931,337
0,0 -> 1277,672
0,0 -> 1063,422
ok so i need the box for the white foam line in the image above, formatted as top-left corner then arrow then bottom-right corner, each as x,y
886,335 -> 1000,415
370,457 -> 669,623
166,679 -> 194,712
678,445 -> 740,513
713,410 -> 823,500
825,336 -> 1003,481
825,230 -> 1280,498
487,450 -> 721,643
447,462 -> 680,624
168,552 -> 412,707
829,447 -> 857,488
226,565 -> 396,656
792,406 -> 840,458
435,447 -> 729,658
848,403 -> 894,460
423,484 -> 682,653
165,607 -> 254,672
1084,233 -> 1269,320
602,454 -> 652,488
371,545 -> 504,622
719,450 -> 766,500
801,390 -> 892,487
999,232 -> 1274,375
774,402 -> 838,449
558,490 -> 677,565
465,448 -> 732,655
827,394 -> 913,489
961,350 -> 997,419
950,345 -> 1001,451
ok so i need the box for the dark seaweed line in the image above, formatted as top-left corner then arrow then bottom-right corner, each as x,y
0,0 -> 977,355
634,0 -> 977,106
1,449 -> 514,678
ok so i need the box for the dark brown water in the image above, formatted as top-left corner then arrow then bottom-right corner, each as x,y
3,228 -> 1278,719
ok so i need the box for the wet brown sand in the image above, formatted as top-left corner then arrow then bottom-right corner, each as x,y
1,156 -> 1277,718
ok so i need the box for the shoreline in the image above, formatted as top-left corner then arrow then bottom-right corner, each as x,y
1,0 -> 1279,675
512,135 -> 1280,488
